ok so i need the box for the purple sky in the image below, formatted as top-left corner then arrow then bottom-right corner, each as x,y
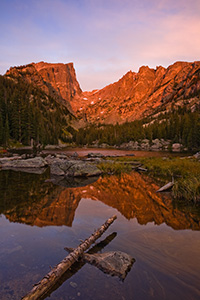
0,0 -> 200,91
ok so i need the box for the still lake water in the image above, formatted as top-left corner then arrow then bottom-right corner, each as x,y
0,151 -> 200,299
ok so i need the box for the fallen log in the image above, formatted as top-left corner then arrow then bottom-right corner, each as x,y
156,181 -> 174,192
22,215 -> 117,300
136,167 -> 148,172
64,232 -> 134,280
41,233 -> 118,299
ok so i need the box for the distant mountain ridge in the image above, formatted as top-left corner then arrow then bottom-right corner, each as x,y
76,61 -> 200,124
5,60 -> 200,125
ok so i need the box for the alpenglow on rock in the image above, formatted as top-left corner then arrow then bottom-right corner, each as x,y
5,60 -> 200,124
6,61 -> 82,111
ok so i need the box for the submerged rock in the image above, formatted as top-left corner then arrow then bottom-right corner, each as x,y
83,251 -> 135,280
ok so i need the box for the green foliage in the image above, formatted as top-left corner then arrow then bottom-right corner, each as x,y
73,107 -> 200,150
98,155 -> 200,202
0,75 -> 71,146
138,156 -> 200,203
140,157 -> 200,177
173,177 -> 200,203
97,160 -> 132,174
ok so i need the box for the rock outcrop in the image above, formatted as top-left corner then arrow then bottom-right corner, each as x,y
0,156 -> 102,177
49,158 -> 102,177
0,156 -> 47,169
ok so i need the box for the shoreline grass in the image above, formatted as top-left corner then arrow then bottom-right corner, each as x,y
139,157 -> 200,203
99,156 -> 200,203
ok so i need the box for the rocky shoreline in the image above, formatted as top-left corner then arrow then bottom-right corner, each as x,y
1,149 -> 199,178
91,139 -> 186,152
50,138 -> 187,152
1,137 -> 192,154
0,154 -> 103,178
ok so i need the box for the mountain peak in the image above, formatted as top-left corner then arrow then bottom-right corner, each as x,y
5,60 -> 200,125
75,60 -> 200,124
6,61 -> 82,111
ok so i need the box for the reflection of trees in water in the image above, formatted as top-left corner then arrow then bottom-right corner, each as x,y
0,170 -> 200,230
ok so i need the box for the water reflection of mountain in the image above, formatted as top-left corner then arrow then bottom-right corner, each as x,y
0,170 -> 199,230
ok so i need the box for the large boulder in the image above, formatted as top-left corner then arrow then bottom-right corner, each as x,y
140,139 -> 150,150
193,152 -> 200,160
50,159 -> 102,177
50,163 -> 65,176
1,157 -> 47,169
69,161 -> 102,177
150,139 -> 163,150
172,143 -> 183,152
0,156 -> 22,165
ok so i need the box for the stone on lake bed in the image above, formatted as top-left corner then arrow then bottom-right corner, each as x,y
83,251 -> 135,280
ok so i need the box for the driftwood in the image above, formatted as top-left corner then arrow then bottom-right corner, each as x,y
22,215 -> 117,300
37,233 -> 118,300
156,179 -> 174,192
136,167 -> 148,172
65,234 -> 134,280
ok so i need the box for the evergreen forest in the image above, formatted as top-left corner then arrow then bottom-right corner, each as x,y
73,108 -> 200,150
0,75 -> 72,147
0,75 -> 200,151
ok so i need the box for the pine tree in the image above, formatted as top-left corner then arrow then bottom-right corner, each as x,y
0,110 -> 3,144
4,114 -> 10,146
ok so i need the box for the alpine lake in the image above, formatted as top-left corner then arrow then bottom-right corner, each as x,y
0,149 -> 200,300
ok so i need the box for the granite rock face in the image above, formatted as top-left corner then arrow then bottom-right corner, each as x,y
6,62 -> 82,111
5,60 -> 200,125
76,61 -> 200,124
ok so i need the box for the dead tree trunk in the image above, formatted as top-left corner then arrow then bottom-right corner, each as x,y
22,215 -> 117,300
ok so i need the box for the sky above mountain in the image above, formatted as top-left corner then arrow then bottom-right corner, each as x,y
0,0 -> 200,91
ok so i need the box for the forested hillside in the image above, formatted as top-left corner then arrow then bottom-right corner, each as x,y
73,108 -> 200,150
1,60 -> 200,151
0,76 -> 73,146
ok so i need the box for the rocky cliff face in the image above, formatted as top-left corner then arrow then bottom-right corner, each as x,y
76,61 -> 200,124
6,61 -> 82,112
5,60 -> 200,124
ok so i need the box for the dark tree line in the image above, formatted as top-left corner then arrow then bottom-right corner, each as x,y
0,75 -> 72,146
73,108 -> 200,150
